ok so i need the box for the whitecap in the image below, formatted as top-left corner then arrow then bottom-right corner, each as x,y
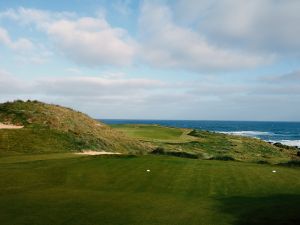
218,131 -> 272,136
268,140 -> 300,148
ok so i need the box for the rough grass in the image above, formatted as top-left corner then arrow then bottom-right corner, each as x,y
0,128 -> 82,156
0,155 -> 299,225
112,124 -> 299,163
0,100 -> 150,155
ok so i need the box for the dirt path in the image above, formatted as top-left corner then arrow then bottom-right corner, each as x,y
75,150 -> 121,155
0,123 -> 24,129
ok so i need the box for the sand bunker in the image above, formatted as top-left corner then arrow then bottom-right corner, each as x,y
75,150 -> 121,155
0,123 -> 24,129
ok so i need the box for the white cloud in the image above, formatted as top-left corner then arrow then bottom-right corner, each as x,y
0,7 -> 75,27
36,76 -> 164,97
261,70 -> 300,83
0,70 -> 32,95
1,5 -> 274,71
0,25 -> 52,64
0,7 -> 135,67
138,2 -> 271,71
176,0 -> 300,54
174,0 -> 214,23
46,17 -> 135,66
0,27 -> 33,51
65,67 -> 82,74
1,69 -> 300,120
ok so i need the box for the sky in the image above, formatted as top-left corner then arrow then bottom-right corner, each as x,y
0,0 -> 299,121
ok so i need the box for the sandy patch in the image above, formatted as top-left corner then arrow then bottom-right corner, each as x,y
0,123 -> 24,129
75,150 -> 121,155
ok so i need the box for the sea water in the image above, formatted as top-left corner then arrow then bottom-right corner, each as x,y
101,119 -> 300,148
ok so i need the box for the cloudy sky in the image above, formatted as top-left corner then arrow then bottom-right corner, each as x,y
0,0 -> 299,121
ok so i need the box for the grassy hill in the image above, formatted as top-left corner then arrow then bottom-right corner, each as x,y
1,100 -> 298,163
111,124 -> 299,164
0,100 -> 149,156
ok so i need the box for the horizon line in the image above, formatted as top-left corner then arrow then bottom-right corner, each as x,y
97,118 -> 300,123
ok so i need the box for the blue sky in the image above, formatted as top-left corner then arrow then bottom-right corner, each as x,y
0,0 -> 299,121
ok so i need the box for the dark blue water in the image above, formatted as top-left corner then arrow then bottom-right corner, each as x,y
101,119 -> 300,147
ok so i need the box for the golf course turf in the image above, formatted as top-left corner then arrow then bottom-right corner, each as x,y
1,101 -> 300,224
0,154 -> 299,225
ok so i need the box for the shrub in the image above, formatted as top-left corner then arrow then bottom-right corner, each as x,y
256,160 -> 270,164
187,129 -> 209,138
187,129 -> 198,137
151,147 -> 165,154
150,147 -> 198,159
273,142 -> 298,150
278,160 -> 300,167
210,155 -> 235,161
166,151 -> 198,159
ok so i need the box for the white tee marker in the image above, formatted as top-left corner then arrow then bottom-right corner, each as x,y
272,170 -> 277,173
146,169 -> 150,172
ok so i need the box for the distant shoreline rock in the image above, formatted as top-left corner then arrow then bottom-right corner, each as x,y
272,142 -> 299,150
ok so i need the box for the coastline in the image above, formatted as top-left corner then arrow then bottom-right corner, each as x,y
102,119 -> 300,148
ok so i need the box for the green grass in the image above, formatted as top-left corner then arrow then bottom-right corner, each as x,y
112,124 -> 299,163
0,153 -> 82,164
1,102 -> 299,224
0,100 -> 150,155
0,155 -> 299,225
110,124 -> 191,142
0,128 -> 82,156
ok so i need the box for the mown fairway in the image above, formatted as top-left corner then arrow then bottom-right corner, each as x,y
110,124 -> 189,142
0,154 -> 299,225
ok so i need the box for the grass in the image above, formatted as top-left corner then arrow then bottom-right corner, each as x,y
0,154 -> 299,225
0,128 -> 82,156
112,124 -> 299,163
1,101 -> 299,224
0,153 -> 82,164
110,124 -> 191,142
0,100 -> 149,155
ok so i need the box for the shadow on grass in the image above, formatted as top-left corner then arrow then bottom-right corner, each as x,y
218,194 -> 300,225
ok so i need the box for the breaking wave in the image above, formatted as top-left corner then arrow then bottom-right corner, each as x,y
218,131 -> 273,136
268,140 -> 300,148
218,131 -> 300,147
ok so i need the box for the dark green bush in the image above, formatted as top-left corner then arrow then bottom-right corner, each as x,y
273,142 -> 298,150
257,160 -> 270,164
166,151 -> 198,159
278,160 -> 300,167
151,147 -> 165,154
151,147 -> 198,159
210,155 -> 235,161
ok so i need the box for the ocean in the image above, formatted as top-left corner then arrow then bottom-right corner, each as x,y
101,119 -> 300,148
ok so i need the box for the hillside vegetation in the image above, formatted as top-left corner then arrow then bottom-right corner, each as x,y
0,100 -> 149,156
1,100 -> 298,164
112,124 -> 299,163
